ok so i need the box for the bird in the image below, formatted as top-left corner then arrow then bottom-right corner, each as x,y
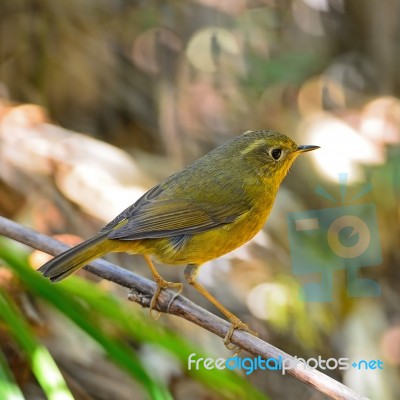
38,130 -> 319,347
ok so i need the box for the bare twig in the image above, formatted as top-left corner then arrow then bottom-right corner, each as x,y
0,216 -> 369,400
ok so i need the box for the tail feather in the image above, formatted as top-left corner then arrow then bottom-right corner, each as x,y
38,231 -> 113,282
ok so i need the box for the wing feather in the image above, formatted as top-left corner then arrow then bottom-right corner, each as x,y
102,182 -> 247,240
107,199 -> 242,240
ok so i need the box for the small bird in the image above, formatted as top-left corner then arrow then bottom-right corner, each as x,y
38,130 -> 319,346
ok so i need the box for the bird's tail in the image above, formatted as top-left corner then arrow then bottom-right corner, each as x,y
38,231 -> 114,282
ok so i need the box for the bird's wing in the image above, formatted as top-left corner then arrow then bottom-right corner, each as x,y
107,198 -> 244,240
102,180 -> 247,240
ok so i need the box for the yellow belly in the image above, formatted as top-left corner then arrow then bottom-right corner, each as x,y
117,206 -> 270,266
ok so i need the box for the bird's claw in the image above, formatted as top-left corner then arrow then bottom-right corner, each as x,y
223,318 -> 258,352
149,279 -> 183,320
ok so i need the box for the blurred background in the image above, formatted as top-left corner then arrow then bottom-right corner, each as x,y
0,0 -> 399,399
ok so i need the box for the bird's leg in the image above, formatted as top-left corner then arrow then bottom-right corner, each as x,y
143,255 -> 183,319
184,264 -> 258,350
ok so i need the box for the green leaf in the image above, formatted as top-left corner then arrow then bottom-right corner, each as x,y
0,349 -> 25,400
0,288 -> 74,400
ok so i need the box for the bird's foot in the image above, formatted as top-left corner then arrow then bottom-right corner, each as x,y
149,278 -> 183,320
224,317 -> 258,352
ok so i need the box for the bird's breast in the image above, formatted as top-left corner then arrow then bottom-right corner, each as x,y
152,200 -> 274,265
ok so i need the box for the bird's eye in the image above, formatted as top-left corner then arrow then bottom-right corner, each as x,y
270,148 -> 282,161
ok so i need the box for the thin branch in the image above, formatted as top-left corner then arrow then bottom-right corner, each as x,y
0,216 -> 369,400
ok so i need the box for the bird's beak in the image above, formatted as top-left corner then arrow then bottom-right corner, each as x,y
297,145 -> 320,153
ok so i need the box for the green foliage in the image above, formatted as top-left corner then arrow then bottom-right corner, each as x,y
0,240 -> 269,400
0,289 -> 74,400
0,349 -> 25,400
